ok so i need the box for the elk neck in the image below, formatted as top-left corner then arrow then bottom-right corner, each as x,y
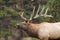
25,23 -> 40,35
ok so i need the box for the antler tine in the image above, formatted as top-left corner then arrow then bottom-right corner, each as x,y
33,5 -> 53,19
33,5 -> 41,18
43,7 -> 53,17
19,12 -> 27,20
39,6 -> 46,16
34,6 -> 45,18
44,7 -> 49,15
29,6 -> 35,20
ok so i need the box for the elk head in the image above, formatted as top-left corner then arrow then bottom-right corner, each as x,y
16,5 -> 53,36
17,5 -> 53,27
14,5 -> 54,40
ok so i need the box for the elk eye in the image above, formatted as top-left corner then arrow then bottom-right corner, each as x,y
24,24 -> 26,25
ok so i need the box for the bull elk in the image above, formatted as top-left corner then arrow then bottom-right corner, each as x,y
16,5 -> 60,40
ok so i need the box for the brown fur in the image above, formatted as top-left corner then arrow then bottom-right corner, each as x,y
16,22 -> 60,40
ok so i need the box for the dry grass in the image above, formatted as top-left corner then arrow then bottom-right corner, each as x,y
22,37 -> 39,40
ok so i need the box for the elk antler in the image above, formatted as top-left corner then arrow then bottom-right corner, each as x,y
19,12 -> 27,20
29,6 -> 36,20
40,7 -> 53,17
19,5 -> 53,21
34,6 -> 53,19
34,5 -> 45,18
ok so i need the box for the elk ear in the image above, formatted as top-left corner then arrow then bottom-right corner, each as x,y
23,20 -> 28,23
28,20 -> 32,23
25,20 -> 28,23
30,20 -> 32,23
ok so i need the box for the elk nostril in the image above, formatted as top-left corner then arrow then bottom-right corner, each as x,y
16,25 -> 20,29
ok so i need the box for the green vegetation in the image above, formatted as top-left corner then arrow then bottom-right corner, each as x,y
0,28 -> 11,37
0,0 -> 60,40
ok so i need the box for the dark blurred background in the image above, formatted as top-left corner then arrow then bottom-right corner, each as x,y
0,0 -> 60,40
